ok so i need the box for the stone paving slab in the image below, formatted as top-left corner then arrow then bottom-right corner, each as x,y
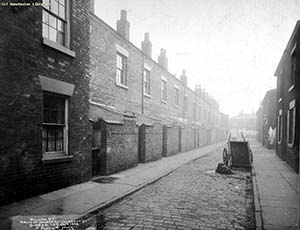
251,140 -> 298,230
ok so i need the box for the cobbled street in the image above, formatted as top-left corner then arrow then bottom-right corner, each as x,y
94,147 -> 255,230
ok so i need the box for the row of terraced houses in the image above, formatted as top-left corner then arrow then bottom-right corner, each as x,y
0,0 -> 229,205
257,20 -> 300,173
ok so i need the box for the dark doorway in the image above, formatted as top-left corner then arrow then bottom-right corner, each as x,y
178,127 -> 182,152
92,122 -> 105,176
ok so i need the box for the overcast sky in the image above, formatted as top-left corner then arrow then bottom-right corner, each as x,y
94,0 -> 300,117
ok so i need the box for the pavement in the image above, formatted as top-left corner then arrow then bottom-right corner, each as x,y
251,140 -> 299,230
0,142 -> 225,230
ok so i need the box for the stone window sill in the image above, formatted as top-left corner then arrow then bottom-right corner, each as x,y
288,85 -> 295,92
43,38 -> 76,58
288,143 -> 294,148
144,93 -> 151,98
116,82 -> 128,90
42,152 -> 73,164
161,99 -> 167,104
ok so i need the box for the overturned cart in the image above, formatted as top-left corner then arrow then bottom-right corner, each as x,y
223,134 -> 253,169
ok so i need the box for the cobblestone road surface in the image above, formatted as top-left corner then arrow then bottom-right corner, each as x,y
94,147 -> 255,230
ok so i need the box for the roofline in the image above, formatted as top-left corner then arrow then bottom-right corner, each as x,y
274,20 -> 300,76
89,12 -> 220,109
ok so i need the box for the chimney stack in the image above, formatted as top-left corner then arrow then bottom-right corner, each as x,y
117,10 -> 130,40
158,48 -> 168,70
141,33 -> 152,58
195,84 -> 202,95
180,69 -> 188,86
89,0 -> 94,13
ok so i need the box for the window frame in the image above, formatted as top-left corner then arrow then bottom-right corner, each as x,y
278,109 -> 282,144
289,43 -> 297,92
143,68 -> 151,97
42,0 -> 71,49
183,95 -> 188,113
116,52 -> 128,88
287,100 -> 296,147
174,85 -> 179,107
193,102 -> 197,121
161,78 -> 167,103
42,92 -> 69,156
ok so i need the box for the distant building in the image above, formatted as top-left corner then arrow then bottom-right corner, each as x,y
274,20 -> 300,173
256,89 -> 277,148
230,112 -> 256,131
256,107 -> 263,143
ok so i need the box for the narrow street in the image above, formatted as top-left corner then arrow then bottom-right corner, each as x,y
92,147 -> 255,230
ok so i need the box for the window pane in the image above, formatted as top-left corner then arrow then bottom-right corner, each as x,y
44,94 -> 65,124
43,0 -> 50,10
42,10 -> 49,24
51,0 -> 59,15
42,23 -> 49,38
49,27 -> 57,42
43,126 -> 64,152
121,71 -> 125,84
57,19 -> 64,32
59,0 -> 65,5
49,14 -> 57,28
57,31 -> 64,45
116,69 -> 121,83
117,54 -> 122,69
59,4 -> 65,19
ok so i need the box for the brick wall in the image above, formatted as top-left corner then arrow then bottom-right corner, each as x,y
138,123 -> 163,163
0,1 -> 91,205
162,125 -> 180,157
181,125 -> 196,152
105,118 -> 138,175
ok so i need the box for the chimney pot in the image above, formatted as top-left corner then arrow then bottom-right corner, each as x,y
121,9 -> 127,20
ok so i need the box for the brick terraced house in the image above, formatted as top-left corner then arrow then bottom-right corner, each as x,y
89,6 -> 229,176
256,89 -> 277,148
0,0 -> 229,205
0,0 -> 92,205
274,20 -> 300,172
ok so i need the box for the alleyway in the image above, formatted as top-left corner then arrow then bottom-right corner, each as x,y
92,147 -> 255,230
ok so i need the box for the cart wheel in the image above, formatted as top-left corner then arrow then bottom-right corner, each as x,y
223,148 -> 228,164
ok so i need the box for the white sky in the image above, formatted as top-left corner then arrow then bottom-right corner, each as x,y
94,0 -> 300,117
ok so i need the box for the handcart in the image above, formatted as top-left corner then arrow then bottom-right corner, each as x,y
223,132 -> 253,169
